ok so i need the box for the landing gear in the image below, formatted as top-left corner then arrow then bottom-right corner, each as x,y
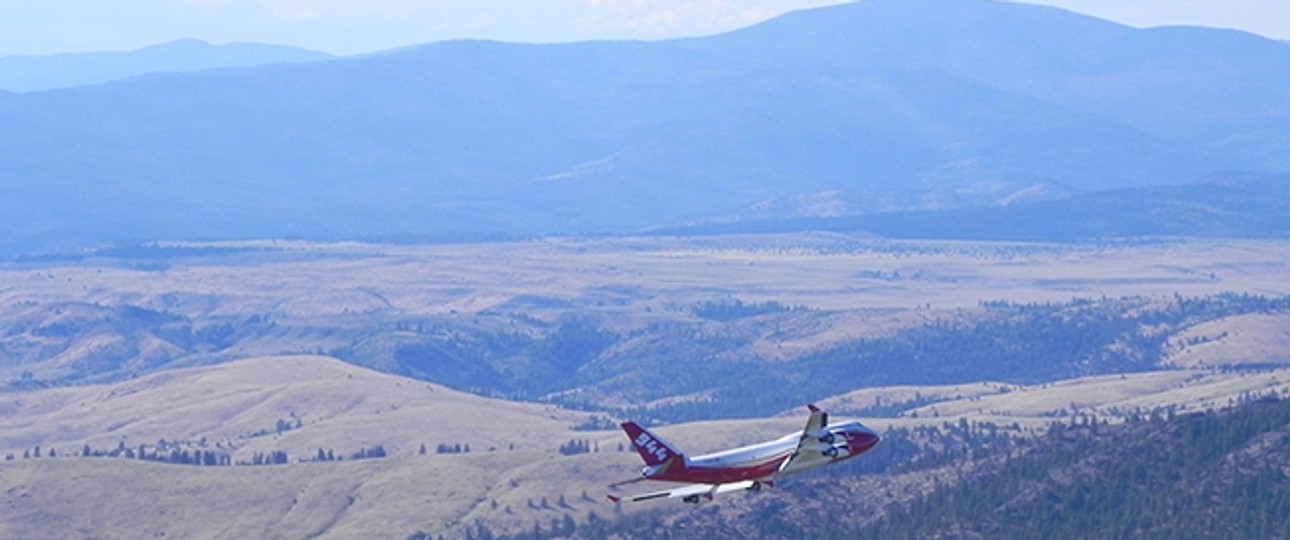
682,495 -> 701,504
748,481 -> 763,492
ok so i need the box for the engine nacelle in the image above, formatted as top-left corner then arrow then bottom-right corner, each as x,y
822,443 -> 852,459
810,427 -> 846,444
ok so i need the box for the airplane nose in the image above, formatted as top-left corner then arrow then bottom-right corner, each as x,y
847,426 -> 880,454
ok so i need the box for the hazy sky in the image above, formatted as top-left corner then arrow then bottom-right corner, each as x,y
1,0 -> 1286,56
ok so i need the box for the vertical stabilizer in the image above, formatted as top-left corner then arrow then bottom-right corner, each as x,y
621,421 -> 686,467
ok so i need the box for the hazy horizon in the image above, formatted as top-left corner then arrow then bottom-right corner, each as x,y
1,0 -> 1286,58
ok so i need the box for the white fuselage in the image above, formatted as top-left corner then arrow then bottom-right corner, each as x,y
689,432 -> 799,469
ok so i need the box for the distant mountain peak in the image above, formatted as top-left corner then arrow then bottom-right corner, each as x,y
0,38 -> 333,93
0,0 -> 1286,251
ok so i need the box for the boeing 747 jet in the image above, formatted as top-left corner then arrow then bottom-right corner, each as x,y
608,405 -> 880,504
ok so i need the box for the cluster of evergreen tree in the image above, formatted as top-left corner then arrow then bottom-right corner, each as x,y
690,299 -> 796,321
853,396 -> 1290,539
604,294 -> 1290,423
281,445 -> 391,463
6,441 -> 233,466
244,417 -> 303,438
349,445 -> 387,460
557,439 -> 597,456
311,448 -> 340,462
571,415 -> 618,431
11,441 -> 400,467
351,321 -> 618,399
436,443 -> 472,454
433,513 -> 581,540
244,450 -> 289,466
8,445 -> 56,460
138,448 -> 230,466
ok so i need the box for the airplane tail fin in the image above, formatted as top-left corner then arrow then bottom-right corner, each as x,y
621,421 -> 686,467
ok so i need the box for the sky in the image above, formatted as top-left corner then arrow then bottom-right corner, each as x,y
0,0 -> 1286,57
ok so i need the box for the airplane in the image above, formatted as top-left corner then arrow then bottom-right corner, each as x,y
607,404 -> 880,504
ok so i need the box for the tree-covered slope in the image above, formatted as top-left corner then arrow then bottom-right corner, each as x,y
855,397 -> 1290,539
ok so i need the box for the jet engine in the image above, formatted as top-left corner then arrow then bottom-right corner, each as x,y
811,427 -> 847,444
822,443 -> 852,459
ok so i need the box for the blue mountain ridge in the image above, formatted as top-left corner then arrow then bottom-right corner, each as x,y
0,39 -> 334,93
0,0 -> 1287,254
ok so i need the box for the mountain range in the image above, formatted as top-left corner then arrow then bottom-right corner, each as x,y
2,0 -> 1288,254
0,39 -> 332,93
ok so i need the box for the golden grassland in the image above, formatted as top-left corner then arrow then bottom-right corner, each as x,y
895,370 -> 1290,421
1162,313 -> 1290,368
0,356 -> 621,539
0,355 -> 595,461
0,355 -> 816,539
1,449 -> 615,539
3,235 -> 1288,322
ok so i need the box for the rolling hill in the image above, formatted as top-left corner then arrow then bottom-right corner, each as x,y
0,355 -> 626,539
3,235 -> 1290,421
1,0 -> 1287,253
4,353 -> 1288,538
0,355 -> 597,460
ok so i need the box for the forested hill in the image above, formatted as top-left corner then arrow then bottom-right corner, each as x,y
857,397 -> 1290,539
481,396 -> 1290,540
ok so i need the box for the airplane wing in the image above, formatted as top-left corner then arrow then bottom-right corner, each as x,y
607,480 -> 762,504
806,404 -> 827,432
777,404 -> 832,474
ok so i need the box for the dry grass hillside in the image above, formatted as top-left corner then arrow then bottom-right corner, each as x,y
1,450 -> 624,539
4,355 -> 1290,538
1162,313 -> 1290,368
0,355 -> 596,461
0,356 -> 627,538
893,370 -> 1290,421
4,236 -> 1288,332
0,356 -> 837,539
